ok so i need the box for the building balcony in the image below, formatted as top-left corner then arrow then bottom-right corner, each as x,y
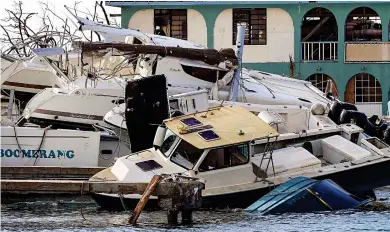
345,42 -> 390,63
301,42 -> 338,62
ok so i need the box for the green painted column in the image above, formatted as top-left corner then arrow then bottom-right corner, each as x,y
381,17 -> 389,42
120,7 -> 143,29
291,14 -> 302,78
193,6 -> 227,48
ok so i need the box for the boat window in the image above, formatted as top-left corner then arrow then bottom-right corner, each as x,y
181,64 -> 227,83
199,143 -> 250,172
170,140 -> 204,170
160,129 -> 177,157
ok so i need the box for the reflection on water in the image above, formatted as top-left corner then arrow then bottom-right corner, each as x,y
2,189 -> 390,232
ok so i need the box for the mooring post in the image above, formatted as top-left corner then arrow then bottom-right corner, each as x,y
181,209 -> 193,225
167,210 -> 178,224
129,175 -> 162,225
158,176 -> 204,225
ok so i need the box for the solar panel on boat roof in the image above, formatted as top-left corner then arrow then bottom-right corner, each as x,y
198,130 -> 220,141
180,117 -> 202,127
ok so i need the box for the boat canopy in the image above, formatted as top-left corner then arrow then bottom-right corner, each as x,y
164,105 -> 279,149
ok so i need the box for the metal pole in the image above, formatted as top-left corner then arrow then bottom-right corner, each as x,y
230,25 -> 245,102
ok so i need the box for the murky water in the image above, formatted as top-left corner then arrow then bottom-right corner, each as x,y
2,189 -> 390,232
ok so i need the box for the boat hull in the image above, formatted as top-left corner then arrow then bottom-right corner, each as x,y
91,157 -> 390,211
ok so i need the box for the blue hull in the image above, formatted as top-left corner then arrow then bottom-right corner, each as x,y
245,177 -> 372,215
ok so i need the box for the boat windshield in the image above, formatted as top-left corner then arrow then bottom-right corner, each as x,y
160,129 -> 178,157
170,139 -> 204,170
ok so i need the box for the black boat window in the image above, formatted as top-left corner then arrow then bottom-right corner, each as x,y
160,129 -> 177,157
170,139 -> 204,170
181,64 -> 228,83
199,143 -> 250,172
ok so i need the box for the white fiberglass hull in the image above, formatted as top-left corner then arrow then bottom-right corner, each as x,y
1,126 -> 131,167
1,126 -> 100,167
21,86 -> 124,130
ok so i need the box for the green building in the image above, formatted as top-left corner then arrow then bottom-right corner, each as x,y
106,1 -> 390,116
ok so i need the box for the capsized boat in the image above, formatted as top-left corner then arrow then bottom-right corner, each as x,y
89,104 -> 390,210
245,176 -> 372,215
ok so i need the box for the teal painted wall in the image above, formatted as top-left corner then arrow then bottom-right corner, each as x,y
118,2 -> 390,114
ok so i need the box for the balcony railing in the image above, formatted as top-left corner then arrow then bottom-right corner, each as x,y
301,42 -> 338,62
345,42 -> 390,63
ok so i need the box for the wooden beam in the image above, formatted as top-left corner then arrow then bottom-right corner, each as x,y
1,166 -> 104,180
129,175 -> 162,224
1,179 -> 204,196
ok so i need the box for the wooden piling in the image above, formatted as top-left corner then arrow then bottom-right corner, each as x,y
129,175 -> 162,225
1,174 -> 205,225
167,210 -> 178,224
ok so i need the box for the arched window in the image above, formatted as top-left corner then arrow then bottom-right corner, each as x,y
345,73 -> 382,104
345,7 -> 382,41
301,8 -> 338,61
306,73 -> 339,98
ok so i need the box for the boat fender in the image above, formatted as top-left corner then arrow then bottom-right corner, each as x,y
153,124 -> 167,149
310,103 -> 326,115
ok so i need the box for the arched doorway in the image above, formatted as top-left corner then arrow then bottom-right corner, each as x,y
306,73 -> 339,98
301,8 -> 338,61
345,73 -> 382,116
345,7 -> 382,41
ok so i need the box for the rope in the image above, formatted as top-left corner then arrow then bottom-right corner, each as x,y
33,126 -> 51,165
12,124 -> 51,166
119,193 -> 129,211
306,188 -> 333,211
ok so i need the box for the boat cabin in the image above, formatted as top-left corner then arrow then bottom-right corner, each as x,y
153,105 -> 280,187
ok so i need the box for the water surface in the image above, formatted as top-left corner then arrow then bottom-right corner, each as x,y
2,189 -> 390,232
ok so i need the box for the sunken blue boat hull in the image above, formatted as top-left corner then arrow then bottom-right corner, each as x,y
245,176 -> 372,215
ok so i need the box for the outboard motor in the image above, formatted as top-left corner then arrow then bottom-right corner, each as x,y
125,74 -> 170,153
340,109 -> 388,139
339,110 -> 367,128
383,127 -> 390,145
328,101 -> 357,124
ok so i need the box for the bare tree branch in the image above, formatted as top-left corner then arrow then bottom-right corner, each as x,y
0,24 -> 21,56
98,1 -> 110,25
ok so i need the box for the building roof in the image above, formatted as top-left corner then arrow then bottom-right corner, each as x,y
106,1 -> 384,7
164,105 -> 279,150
